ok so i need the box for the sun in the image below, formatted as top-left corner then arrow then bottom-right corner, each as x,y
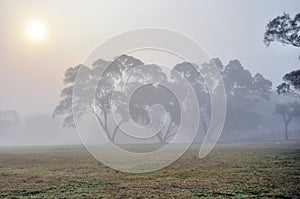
27,22 -> 46,41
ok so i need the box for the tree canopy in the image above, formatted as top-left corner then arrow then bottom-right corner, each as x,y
202,59 -> 272,136
264,13 -> 300,47
264,12 -> 300,99
277,69 -> 300,99
54,55 -> 273,143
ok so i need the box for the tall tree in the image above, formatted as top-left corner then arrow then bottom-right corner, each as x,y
171,58 -> 272,139
264,12 -> 300,99
275,102 -> 300,140
202,59 -> 272,137
129,83 -> 181,143
54,55 -> 144,143
126,64 -> 180,143
171,62 -> 210,136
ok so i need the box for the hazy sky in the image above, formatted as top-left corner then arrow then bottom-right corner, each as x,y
0,0 -> 299,118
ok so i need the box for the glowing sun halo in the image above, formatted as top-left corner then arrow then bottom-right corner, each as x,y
27,22 -> 46,41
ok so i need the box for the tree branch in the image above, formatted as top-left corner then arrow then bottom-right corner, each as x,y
111,119 -> 124,142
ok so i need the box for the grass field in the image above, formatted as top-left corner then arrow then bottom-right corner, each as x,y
0,142 -> 299,198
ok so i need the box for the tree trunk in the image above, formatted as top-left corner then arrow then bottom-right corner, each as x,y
200,117 -> 208,135
199,109 -> 208,135
156,131 -> 164,144
94,112 -> 114,143
284,121 -> 288,140
283,115 -> 293,140
111,120 -> 124,143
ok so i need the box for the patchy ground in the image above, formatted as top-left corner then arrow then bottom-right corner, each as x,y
0,142 -> 299,198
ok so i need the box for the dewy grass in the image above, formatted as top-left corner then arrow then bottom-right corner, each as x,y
0,143 -> 299,198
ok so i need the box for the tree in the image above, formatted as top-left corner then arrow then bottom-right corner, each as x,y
53,64 -> 89,127
277,69 -> 300,99
54,55 -> 144,143
129,83 -> 181,143
275,102 -> 300,140
264,12 -> 300,99
223,60 -> 272,135
264,13 -> 300,47
0,110 -> 21,134
125,63 -> 181,143
171,62 -> 210,136
202,59 -> 272,137
170,59 -> 272,139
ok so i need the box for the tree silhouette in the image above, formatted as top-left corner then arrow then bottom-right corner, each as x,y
264,13 -> 300,47
124,63 -> 181,143
203,59 -> 272,136
171,62 -> 210,136
54,55 -> 144,143
277,70 -> 300,99
264,12 -> 300,99
275,102 -> 300,140
0,110 -> 21,134
129,83 -> 181,143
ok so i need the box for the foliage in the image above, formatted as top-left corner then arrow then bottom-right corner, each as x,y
54,55 -> 181,144
55,55 -> 273,142
264,13 -> 300,47
277,69 -> 300,99
201,59 -> 272,135
54,55 -> 143,143
264,12 -> 300,99
275,102 -> 300,139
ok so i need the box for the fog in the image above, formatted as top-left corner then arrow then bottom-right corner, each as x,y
0,113 -> 80,146
0,0 -> 300,146
1,54 -> 299,146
